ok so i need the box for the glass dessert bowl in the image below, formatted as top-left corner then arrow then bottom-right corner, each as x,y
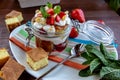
31,2 -> 71,53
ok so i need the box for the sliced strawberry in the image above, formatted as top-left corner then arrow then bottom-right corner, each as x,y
69,27 -> 79,38
46,16 -> 55,25
58,11 -> 66,19
47,8 -> 54,16
98,20 -> 105,24
55,15 -> 61,22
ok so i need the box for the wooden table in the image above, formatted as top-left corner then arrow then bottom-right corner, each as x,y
0,0 -> 120,80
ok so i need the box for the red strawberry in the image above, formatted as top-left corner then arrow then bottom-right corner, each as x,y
58,12 -> 66,19
98,20 -> 105,24
69,27 -> 79,38
55,15 -> 61,22
46,16 -> 55,25
71,9 -> 85,23
47,8 -> 54,16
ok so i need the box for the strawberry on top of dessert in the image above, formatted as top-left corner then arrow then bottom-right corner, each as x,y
32,2 -> 71,35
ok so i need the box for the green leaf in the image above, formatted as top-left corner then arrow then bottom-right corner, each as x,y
79,67 -> 91,77
79,44 -> 120,79
92,64 -> 102,74
108,62 -> 120,69
100,67 -> 120,80
109,0 -> 120,11
100,43 -> 116,60
100,43 -> 108,55
108,52 -> 116,60
40,6 -> 49,18
107,59 -> 120,69
81,52 -> 91,60
85,44 -> 108,65
46,2 -> 53,8
115,59 -> 120,66
90,58 -> 101,74
82,60 -> 91,65
81,51 -> 96,61
54,5 -> 61,14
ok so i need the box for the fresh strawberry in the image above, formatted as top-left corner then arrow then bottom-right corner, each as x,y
58,11 -> 66,19
69,27 -> 79,38
47,8 -> 54,16
98,20 -> 105,24
46,16 -> 55,25
55,15 -> 61,22
71,9 -> 85,23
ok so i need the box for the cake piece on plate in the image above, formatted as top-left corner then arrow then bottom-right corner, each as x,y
0,48 -> 10,68
26,47 -> 48,71
5,10 -> 23,32
0,58 -> 25,80
5,10 -> 23,22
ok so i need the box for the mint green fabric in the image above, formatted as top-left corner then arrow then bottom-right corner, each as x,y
19,29 -> 35,41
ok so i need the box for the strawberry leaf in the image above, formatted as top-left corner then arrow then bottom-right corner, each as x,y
40,6 -> 49,18
46,2 -> 53,8
54,5 -> 61,14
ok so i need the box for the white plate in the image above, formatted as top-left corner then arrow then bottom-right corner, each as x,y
9,25 -> 118,80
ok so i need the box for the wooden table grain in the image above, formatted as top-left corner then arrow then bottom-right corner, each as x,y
0,0 -> 120,80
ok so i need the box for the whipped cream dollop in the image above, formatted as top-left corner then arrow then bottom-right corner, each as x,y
33,22 -> 42,29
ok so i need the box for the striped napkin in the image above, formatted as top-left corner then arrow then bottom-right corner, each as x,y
16,28 -> 118,48
10,28 -> 88,70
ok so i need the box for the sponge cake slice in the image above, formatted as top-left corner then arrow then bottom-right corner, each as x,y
5,10 -> 23,32
26,48 -> 48,71
0,58 -> 25,80
0,48 -> 10,68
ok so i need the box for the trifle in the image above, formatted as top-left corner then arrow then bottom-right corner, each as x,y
31,2 -> 71,53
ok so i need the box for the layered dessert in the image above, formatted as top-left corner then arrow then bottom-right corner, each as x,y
32,2 -> 71,52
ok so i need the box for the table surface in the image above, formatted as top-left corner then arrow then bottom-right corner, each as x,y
0,0 -> 120,80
